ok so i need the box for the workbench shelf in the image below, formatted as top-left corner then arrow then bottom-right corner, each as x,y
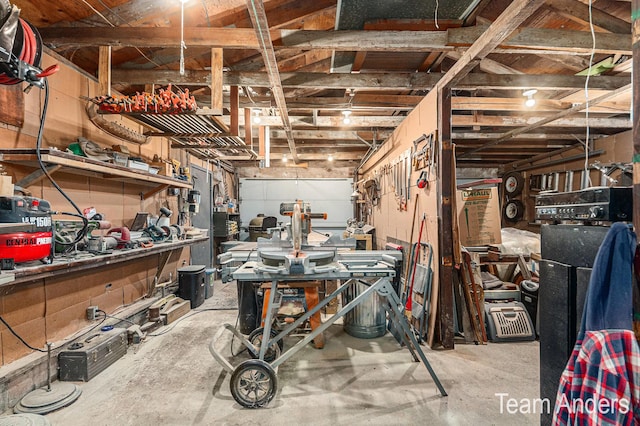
0,236 -> 208,288
0,149 -> 192,199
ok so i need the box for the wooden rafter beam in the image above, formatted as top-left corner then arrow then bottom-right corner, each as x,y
460,83 -> 633,157
40,26 -> 631,55
448,25 -> 630,55
546,0 -> 631,34
246,0 -> 297,162
231,95 -> 629,113
451,132 -> 607,140
110,69 -> 630,91
437,0 -> 546,89
215,113 -> 631,129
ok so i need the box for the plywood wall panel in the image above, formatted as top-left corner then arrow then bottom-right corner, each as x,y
1,282 -> 45,326
0,85 -> 24,127
45,302 -> 90,342
359,90 -> 441,346
45,275 -> 97,315
40,173 -> 91,220
2,318 -> 46,364
90,288 -> 125,315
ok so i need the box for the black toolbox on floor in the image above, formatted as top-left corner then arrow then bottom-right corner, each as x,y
58,328 -> 128,382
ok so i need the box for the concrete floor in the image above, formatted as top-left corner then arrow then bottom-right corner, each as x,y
39,280 -> 541,425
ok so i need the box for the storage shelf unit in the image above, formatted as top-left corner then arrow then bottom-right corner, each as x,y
213,212 -> 240,238
1,236 -> 208,289
0,149 -> 192,199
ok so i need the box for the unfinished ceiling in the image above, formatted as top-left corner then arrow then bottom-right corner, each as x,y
10,0 -> 633,170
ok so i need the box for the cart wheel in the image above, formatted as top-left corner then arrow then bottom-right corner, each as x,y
247,327 -> 284,362
230,359 -> 278,409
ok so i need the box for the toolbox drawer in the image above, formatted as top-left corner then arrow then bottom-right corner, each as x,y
58,328 -> 128,382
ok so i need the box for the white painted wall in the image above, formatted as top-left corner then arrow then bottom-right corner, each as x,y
239,178 -> 354,236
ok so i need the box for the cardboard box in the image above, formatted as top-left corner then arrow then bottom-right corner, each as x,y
456,187 -> 502,247
0,176 -> 13,196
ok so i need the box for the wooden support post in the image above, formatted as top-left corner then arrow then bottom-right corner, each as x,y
258,126 -> 266,157
244,107 -> 253,146
437,87 -> 455,350
633,0 -> 640,236
98,46 -> 111,96
230,85 -> 239,136
210,48 -> 223,115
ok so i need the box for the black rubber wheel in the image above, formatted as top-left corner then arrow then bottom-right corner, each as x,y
230,359 -> 277,409
503,199 -> 525,223
502,171 -> 524,197
247,327 -> 283,362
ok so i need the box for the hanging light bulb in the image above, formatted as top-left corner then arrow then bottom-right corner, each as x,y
328,154 -> 334,162
282,154 -> 288,163
523,89 -> 537,108
252,109 -> 262,124
178,0 -> 188,75
342,110 -> 352,125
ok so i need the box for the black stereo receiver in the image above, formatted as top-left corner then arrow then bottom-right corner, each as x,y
535,186 -> 632,222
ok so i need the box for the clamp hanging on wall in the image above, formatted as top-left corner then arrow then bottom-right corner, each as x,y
417,171 -> 428,189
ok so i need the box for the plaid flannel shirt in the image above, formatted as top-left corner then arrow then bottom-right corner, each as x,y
553,330 -> 640,425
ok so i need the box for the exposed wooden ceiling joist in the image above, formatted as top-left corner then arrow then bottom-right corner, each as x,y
545,0 -> 631,34
110,69 -> 630,91
216,113 -> 631,129
39,26 -> 631,55
245,0 -> 298,162
437,0 -> 546,89
460,83 -> 633,157
223,94 -> 629,113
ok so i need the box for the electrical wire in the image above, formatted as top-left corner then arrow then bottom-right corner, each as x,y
77,0 -> 164,68
65,311 -> 108,343
201,0 -> 212,27
35,80 -> 89,245
0,314 -> 46,352
583,0 -> 596,188
97,309 -> 136,325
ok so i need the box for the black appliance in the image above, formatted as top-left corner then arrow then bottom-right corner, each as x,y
538,224 -> 608,425
520,279 -> 539,336
535,186 -> 632,222
178,265 -> 206,309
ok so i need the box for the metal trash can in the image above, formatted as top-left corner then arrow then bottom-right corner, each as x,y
178,265 -> 206,309
343,281 -> 386,338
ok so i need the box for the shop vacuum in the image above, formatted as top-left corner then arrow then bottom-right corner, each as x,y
0,196 -> 53,265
